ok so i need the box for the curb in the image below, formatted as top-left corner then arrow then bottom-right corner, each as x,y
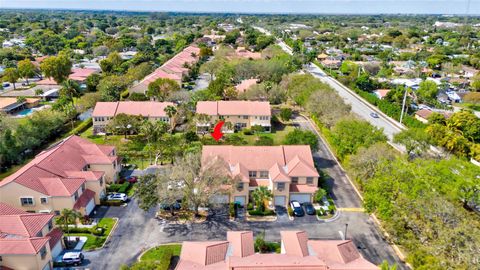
137,243 -> 182,262
316,209 -> 340,223
300,114 -> 410,268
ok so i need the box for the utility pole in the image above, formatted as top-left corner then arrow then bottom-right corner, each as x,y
399,87 -> 408,124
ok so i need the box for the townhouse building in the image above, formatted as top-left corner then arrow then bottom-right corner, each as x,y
176,230 -> 378,270
130,45 -> 200,93
0,135 -> 120,216
195,101 -> 271,133
202,145 -> 319,207
0,203 -> 64,270
92,101 -> 174,134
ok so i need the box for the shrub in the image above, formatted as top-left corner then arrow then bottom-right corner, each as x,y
247,203 -> 254,210
107,184 -> 122,192
255,135 -> 274,146
316,209 -> 325,216
101,200 -> 124,206
313,188 -> 327,203
280,108 -> 293,121
251,125 -> 264,134
242,128 -> 253,135
248,209 -> 276,216
117,182 -> 131,193
229,203 -> 235,218
328,204 -> 336,214
68,118 -> 93,136
287,205 -> 294,216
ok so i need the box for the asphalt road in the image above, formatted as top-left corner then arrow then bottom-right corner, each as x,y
80,116 -> 407,270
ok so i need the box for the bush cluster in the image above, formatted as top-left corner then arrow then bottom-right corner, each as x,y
248,209 -> 276,216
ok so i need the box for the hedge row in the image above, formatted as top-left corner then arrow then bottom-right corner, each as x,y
68,118 -> 93,136
248,209 -> 276,216
65,226 -> 105,236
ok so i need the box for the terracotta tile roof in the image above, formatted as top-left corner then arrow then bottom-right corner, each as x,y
235,79 -> 258,93
248,179 -> 271,187
65,170 -> 104,181
290,184 -> 318,193
415,109 -> 433,119
235,47 -> 262,59
374,89 -> 390,99
46,227 -> 63,248
180,241 -> 229,266
196,101 -> 271,116
0,237 -> 49,255
308,240 -> 378,270
69,68 -> 97,81
202,146 -> 318,180
0,203 -> 27,215
0,135 -> 116,197
0,213 -> 53,237
269,163 -> 290,182
281,231 -> 309,257
93,101 -> 175,118
176,231 -> 378,270
226,231 -> 254,258
131,45 -> 200,92
73,189 -> 96,211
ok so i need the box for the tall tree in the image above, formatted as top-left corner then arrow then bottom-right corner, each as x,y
40,53 -> 72,84
146,78 -> 180,101
17,59 -> 36,85
164,105 -> 178,133
3,67 -> 19,90
60,79 -> 81,107
106,113 -> 142,139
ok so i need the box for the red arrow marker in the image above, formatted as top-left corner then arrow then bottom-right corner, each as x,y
211,120 -> 225,141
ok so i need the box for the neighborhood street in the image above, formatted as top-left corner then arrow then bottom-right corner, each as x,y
82,115 -> 407,270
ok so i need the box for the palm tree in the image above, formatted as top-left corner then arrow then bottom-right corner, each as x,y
251,186 -> 273,212
164,105 -> 177,133
195,113 -> 211,134
58,208 -> 82,237
60,79 -> 81,107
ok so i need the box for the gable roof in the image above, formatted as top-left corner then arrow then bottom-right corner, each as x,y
92,101 -> 175,118
0,135 -> 115,196
196,101 -> 271,116
202,145 -> 319,180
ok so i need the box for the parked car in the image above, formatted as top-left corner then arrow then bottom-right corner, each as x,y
126,176 -> 138,183
303,202 -> 316,215
370,112 -> 379,118
107,193 -> 128,202
290,200 -> 305,217
320,197 -> 330,211
2,82 -> 10,87
160,201 -> 181,211
62,252 -> 84,266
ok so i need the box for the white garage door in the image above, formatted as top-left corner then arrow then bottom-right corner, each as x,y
274,196 -> 286,206
234,196 -> 246,206
211,194 -> 229,204
50,241 -> 63,258
85,198 -> 96,215
290,194 -> 311,204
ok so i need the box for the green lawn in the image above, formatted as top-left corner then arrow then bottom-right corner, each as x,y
140,244 -> 182,270
224,125 -> 295,146
68,218 -> 117,251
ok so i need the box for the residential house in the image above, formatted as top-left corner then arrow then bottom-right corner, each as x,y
130,46 -> 200,94
415,109 -> 451,124
176,230 -> 378,270
0,203 -> 64,270
235,79 -> 258,94
195,101 -> 271,133
235,47 -> 262,60
374,89 -> 390,99
0,135 -> 120,215
202,145 -> 319,206
461,65 -> 479,78
321,58 -> 342,69
0,97 -> 40,114
37,68 -> 99,85
92,101 -> 174,134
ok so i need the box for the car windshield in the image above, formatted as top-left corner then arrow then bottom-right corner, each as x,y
292,202 -> 301,207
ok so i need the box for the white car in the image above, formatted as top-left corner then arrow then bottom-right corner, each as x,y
107,193 -> 128,202
62,252 -> 84,266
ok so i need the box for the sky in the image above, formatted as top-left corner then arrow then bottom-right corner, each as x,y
1,0 -> 479,15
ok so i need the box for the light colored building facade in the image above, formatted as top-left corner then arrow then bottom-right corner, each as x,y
176,230 -> 379,270
0,135 -> 120,216
92,101 -> 174,134
202,145 -> 319,206
195,101 -> 271,133
0,203 -> 64,270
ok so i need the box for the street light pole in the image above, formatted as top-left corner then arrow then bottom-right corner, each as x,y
344,223 -> 349,240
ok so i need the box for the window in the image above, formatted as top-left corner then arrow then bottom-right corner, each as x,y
100,176 -> 104,186
277,182 -> 285,191
48,220 -> 53,230
259,171 -> 269,178
74,191 -> 79,201
40,246 -> 47,260
248,171 -> 257,178
236,183 -> 244,191
40,197 -> 48,204
306,177 -> 314,184
20,197 -> 34,206
54,211 -> 60,215
81,183 -> 85,192
243,115 -> 248,119
291,177 -> 298,184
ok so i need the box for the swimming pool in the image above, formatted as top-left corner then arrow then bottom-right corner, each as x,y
16,108 -> 34,116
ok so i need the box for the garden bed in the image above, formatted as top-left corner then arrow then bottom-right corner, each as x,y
246,208 -> 277,222
138,244 -> 182,270
66,218 -> 117,251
